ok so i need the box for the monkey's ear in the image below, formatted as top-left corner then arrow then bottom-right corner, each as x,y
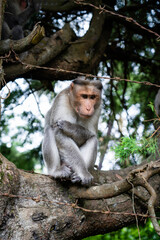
70,82 -> 74,91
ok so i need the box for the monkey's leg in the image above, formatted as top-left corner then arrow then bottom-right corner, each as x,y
55,131 -> 93,185
80,136 -> 98,170
42,127 -> 71,178
71,136 -> 97,183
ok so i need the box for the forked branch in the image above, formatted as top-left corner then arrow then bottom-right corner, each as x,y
71,160 -> 160,235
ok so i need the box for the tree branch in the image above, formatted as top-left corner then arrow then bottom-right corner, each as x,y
0,153 -> 160,239
70,161 -> 160,199
4,23 -> 76,81
144,181 -> 160,235
70,160 -> 160,235
0,24 -> 45,55
21,8 -> 107,81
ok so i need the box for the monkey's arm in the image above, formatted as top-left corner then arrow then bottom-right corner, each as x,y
55,120 -> 95,147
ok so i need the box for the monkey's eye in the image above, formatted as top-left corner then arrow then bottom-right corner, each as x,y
81,94 -> 88,99
90,95 -> 96,100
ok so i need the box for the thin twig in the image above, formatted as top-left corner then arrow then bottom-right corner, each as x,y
75,1 -> 160,39
9,53 -> 160,89
0,191 -> 159,220
127,179 -> 141,240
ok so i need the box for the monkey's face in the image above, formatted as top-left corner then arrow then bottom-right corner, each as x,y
69,83 -> 101,119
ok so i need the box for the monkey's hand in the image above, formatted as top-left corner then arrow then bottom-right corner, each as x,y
56,120 -> 65,130
55,120 -> 94,147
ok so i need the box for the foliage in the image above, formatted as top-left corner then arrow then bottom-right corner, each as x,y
0,142 -> 42,171
112,136 -> 158,167
148,102 -> 155,113
83,220 -> 160,240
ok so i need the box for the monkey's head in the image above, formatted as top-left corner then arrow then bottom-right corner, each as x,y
69,79 -> 102,119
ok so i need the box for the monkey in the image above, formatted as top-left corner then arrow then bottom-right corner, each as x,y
2,0 -> 40,40
155,89 -> 160,116
42,78 -> 103,185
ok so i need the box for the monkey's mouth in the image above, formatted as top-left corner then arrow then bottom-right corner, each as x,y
79,113 -> 91,119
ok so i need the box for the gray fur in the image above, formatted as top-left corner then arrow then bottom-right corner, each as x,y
155,89 -> 160,116
42,79 -> 102,185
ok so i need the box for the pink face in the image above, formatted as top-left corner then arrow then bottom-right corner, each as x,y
70,83 -> 101,118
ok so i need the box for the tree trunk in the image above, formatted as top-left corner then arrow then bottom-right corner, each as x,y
0,153 -> 160,240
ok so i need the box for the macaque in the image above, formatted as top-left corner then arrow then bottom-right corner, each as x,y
155,89 -> 160,116
42,77 -> 102,185
2,0 -> 40,40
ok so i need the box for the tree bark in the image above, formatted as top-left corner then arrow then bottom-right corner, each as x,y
0,24 -> 45,55
0,153 -> 160,240
3,23 -> 76,84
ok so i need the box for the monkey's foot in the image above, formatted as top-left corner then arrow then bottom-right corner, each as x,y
71,173 -> 81,183
50,165 -> 72,179
71,172 -> 93,185
59,165 -> 72,178
81,174 -> 93,186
